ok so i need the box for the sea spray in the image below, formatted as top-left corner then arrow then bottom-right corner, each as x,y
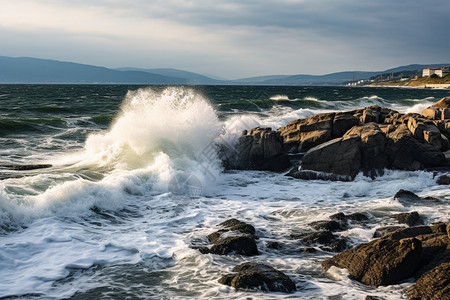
0,87 -> 225,231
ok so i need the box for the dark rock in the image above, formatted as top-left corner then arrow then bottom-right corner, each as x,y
1,164 -> 53,170
265,241 -> 281,249
347,212 -> 370,222
437,174 -> 450,185
224,127 -> 290,171
406,262 -> 450,300
301,136 -> 362,179
386,226 -> 433,240
392,211 -> 421,226
366,296 -> 384,300
333,112 -> 360,138
309,220 -> 345,232
322,237 -> 422,287
219,218 -> 256,235
286,168 -> 352,181
344,123 -> 388,177
209,235 -> 259,256
373,226 -> 404,238
218,262 -> 296,293
394,189 -> 421,201
386,125 -> 446,170
329,212 -> 346,221
291,230 -> 347,252
299,247 -> 317,253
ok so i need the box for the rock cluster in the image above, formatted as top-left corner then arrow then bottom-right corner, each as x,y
225,97 -> 450,180
322,223 -> 450,299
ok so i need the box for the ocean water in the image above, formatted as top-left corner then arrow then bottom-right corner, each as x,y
0,85 -> 449,299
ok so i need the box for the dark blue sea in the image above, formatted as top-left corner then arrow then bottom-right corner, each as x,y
0,85 -> 449,299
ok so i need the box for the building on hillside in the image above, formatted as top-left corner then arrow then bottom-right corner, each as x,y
423,67 -> 450,77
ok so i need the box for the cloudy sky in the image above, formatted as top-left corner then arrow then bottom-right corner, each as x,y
0,0 -> 449,78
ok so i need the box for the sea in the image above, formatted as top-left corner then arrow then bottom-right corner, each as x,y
0,85 -> 449,300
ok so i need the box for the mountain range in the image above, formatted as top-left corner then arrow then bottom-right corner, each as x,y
1,56 -> 449,86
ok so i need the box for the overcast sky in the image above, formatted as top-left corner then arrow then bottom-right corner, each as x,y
0,0 -> 449,79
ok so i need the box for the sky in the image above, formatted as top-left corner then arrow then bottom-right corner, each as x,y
0,0 -> 449,79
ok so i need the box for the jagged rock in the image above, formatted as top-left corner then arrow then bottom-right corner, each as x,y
422,97 -> 450,120
407,262 -> 450,300
344,123 -> 388,177
386,125 -> 446,170
301,136 -> 362,179
218,218 -> 256,235
322,237 -> 422,287
392,211 -> 421,226
394,189 -> 440,204
218,262 -> 296,293
225,127 -> 290,171
333,112 -> 360,138
291,230 -> 347,252
437,174 -> 450,185
278,113 -> 335,152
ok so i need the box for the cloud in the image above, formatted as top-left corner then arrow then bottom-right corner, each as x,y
0,0 -> 449,78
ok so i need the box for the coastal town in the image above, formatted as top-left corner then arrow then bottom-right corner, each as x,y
348,66 -> 450,88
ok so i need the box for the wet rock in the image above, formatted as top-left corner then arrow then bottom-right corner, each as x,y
299,247 -> 317,253
407,262 -> 450,300
265,241 -> 281,249
209,235 -> 259,256
373,226 -> 404,238
366,296 -> 384,300
199,219 -> 259,256
347,212 -> 370,222
329,212 -> 346,221
218,262 -> 296,293
394,189 -> 421,201
291,230 -> 347,252
301,136 -> 362,179
309,220 -> 345,232
224,127 -> 290,171
322,237 -> 422,287
286,168 -> 352,181
392,211 -> 421,226
0,163 -> 52,170
437,174 -> 450,185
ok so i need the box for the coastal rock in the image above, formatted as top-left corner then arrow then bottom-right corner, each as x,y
300,136 -> 362,179
218,262 -> 296,293
286,167 -> 352,181
322,237 -> 422,287
437,174 -> 450,185
407,262 -> 450,300
199,219 -> 259,256
226,127 -> 290,171
309,220 -> 345,232
278,113 -> 335,152
209,235 -> 259,256
392,211 -> 421,226
421,97 -> 450,120
386,125 -> 446,170
291,230 -> 347,252
373,226 -> 404,238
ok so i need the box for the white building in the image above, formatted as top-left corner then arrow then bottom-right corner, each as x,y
423,67 -> 450,77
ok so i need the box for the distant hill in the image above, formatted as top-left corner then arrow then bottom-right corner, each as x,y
0,56 -> 185,84
115,67 -> 222,84
1,56 -> 449,86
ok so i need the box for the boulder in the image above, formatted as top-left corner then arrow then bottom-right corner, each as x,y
309,220 -> 345,232
226,127 -> 290,171
392,211 -> 421,226
406,262 -> 450,300
300,136 -> 362,179
286,167 -> 352,181
344,123 -> 388,176
437,174 -> 450,185
208,235 -> 259,256
333,112 -> 360,138
291,230 -> 347,252
373,226 -> 404,238
278,113 -> 335,152
386,125 -> 446,170
322,237 -> 422,287
218,262 -> 296,293
422,97 -> 450,120
199,219 -> 259,256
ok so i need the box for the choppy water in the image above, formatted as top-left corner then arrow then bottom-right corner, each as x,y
0,85 -> 449,299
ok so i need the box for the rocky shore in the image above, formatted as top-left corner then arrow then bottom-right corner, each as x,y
189,188 -> 449,299
201,97 -> 450,298
223,97 -> 450,180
